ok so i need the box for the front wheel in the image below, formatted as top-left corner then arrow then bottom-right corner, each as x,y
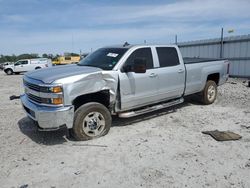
201,80 -> 217,105
71,102 -> 112,141
5,69 -> 13,75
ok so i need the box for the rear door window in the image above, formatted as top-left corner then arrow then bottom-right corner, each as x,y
20,61 -> 28,65
125,48 -> 154,70
156,47 -> 180,67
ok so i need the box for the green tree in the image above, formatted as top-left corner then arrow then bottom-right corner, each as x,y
42,53 -> 48,58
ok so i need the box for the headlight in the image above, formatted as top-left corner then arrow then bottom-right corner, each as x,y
49,86 -> 63,93
40,86 -> 63,93
41,97 -> 63,105
40,85 -> 63,105
51,98 -> 63,105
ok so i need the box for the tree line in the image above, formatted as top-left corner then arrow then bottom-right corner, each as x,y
0,53 -> 80,64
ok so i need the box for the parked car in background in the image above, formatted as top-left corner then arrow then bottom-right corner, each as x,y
52,55 -> 81,65
0,62 -> 13,70
4,58 -> 52,75
20,44 -> 229,141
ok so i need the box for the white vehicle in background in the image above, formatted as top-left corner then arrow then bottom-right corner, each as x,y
0,62 -> 13,70
4,58 -> 52,75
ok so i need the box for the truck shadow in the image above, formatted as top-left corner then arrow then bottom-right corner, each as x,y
18,117 -> 69,145
112,102 -> 190,127
18,98 -> 199,145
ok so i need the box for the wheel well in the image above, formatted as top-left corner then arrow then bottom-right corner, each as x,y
35,67 -> 41,69
73,90 -> 110,111
4,68 -> 13,73
207,73 -> 219,85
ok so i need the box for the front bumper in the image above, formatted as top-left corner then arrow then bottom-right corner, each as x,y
20,94 -> 74,130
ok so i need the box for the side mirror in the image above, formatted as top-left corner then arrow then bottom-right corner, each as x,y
133,58 -> 146,73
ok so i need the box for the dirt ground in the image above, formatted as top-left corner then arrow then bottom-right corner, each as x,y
0,70 -> 250,188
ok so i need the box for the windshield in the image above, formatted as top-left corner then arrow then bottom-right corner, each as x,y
78,48 -> 128,70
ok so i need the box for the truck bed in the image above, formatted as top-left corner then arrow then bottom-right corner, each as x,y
183,57 -> 226,64
184,58 -> 228,96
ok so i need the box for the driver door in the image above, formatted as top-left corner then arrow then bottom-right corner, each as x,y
118,47 -> 158,111
14,60 -> 29,72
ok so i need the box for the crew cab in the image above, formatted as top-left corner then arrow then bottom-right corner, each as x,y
4,58 -> 52,75
20,44 -> 229,140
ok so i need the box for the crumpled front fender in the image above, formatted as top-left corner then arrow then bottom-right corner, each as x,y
54,71 -> 119,106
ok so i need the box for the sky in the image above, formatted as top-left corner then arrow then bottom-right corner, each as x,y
0,0 -> 250,55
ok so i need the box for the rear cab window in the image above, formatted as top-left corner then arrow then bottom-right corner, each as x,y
156,47 -> 180,67
124,48 -> 154,70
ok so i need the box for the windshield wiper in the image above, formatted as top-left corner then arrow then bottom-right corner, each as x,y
77,64 -> 103,70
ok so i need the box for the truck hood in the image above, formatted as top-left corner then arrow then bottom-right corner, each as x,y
25,64 -> 102,83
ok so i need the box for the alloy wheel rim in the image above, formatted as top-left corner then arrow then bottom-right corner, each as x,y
82,112 -> 105,137
207,85 -> 216,101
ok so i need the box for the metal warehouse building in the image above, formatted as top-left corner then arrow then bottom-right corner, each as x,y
178,34 -> 250,78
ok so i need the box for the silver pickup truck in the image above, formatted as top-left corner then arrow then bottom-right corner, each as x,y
20,44 -> 229,140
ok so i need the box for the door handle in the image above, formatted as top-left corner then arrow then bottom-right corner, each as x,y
149,73 -> 157,78
178,69 -> 184,73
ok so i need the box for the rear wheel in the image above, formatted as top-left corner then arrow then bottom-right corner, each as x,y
70,102 -> 111,141
6,69 -> 13,75
201,80 -> 217,105
35,67 -> 41,70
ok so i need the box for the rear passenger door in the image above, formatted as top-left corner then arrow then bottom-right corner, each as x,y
155,47 -> 185,100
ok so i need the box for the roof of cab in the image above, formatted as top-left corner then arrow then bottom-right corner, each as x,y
103,43 -> 134,49
103,43 -> 177,49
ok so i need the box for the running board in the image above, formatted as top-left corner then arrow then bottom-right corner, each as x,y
118,98 -> 184,118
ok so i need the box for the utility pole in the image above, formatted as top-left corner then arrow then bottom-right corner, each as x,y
175,35 -> 178,45
220,28 -> 224,58
71,34 -> 74,53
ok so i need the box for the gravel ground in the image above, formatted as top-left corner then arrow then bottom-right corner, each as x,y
0,70 -> 250,188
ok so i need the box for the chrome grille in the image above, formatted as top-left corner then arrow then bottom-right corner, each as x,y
24,80 -> 40,92
27,93 -> 42,103
23,79 -> 63,106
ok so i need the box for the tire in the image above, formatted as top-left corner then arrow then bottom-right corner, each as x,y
71,102 -> 112,141
201,80 -> 217,105
5,69 -> 13,75
35,67 -> 41,70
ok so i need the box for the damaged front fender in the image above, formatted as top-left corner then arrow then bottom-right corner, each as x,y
54,71 -> 119,107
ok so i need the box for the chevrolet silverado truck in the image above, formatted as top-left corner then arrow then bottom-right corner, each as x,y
20,44 -> 229,140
